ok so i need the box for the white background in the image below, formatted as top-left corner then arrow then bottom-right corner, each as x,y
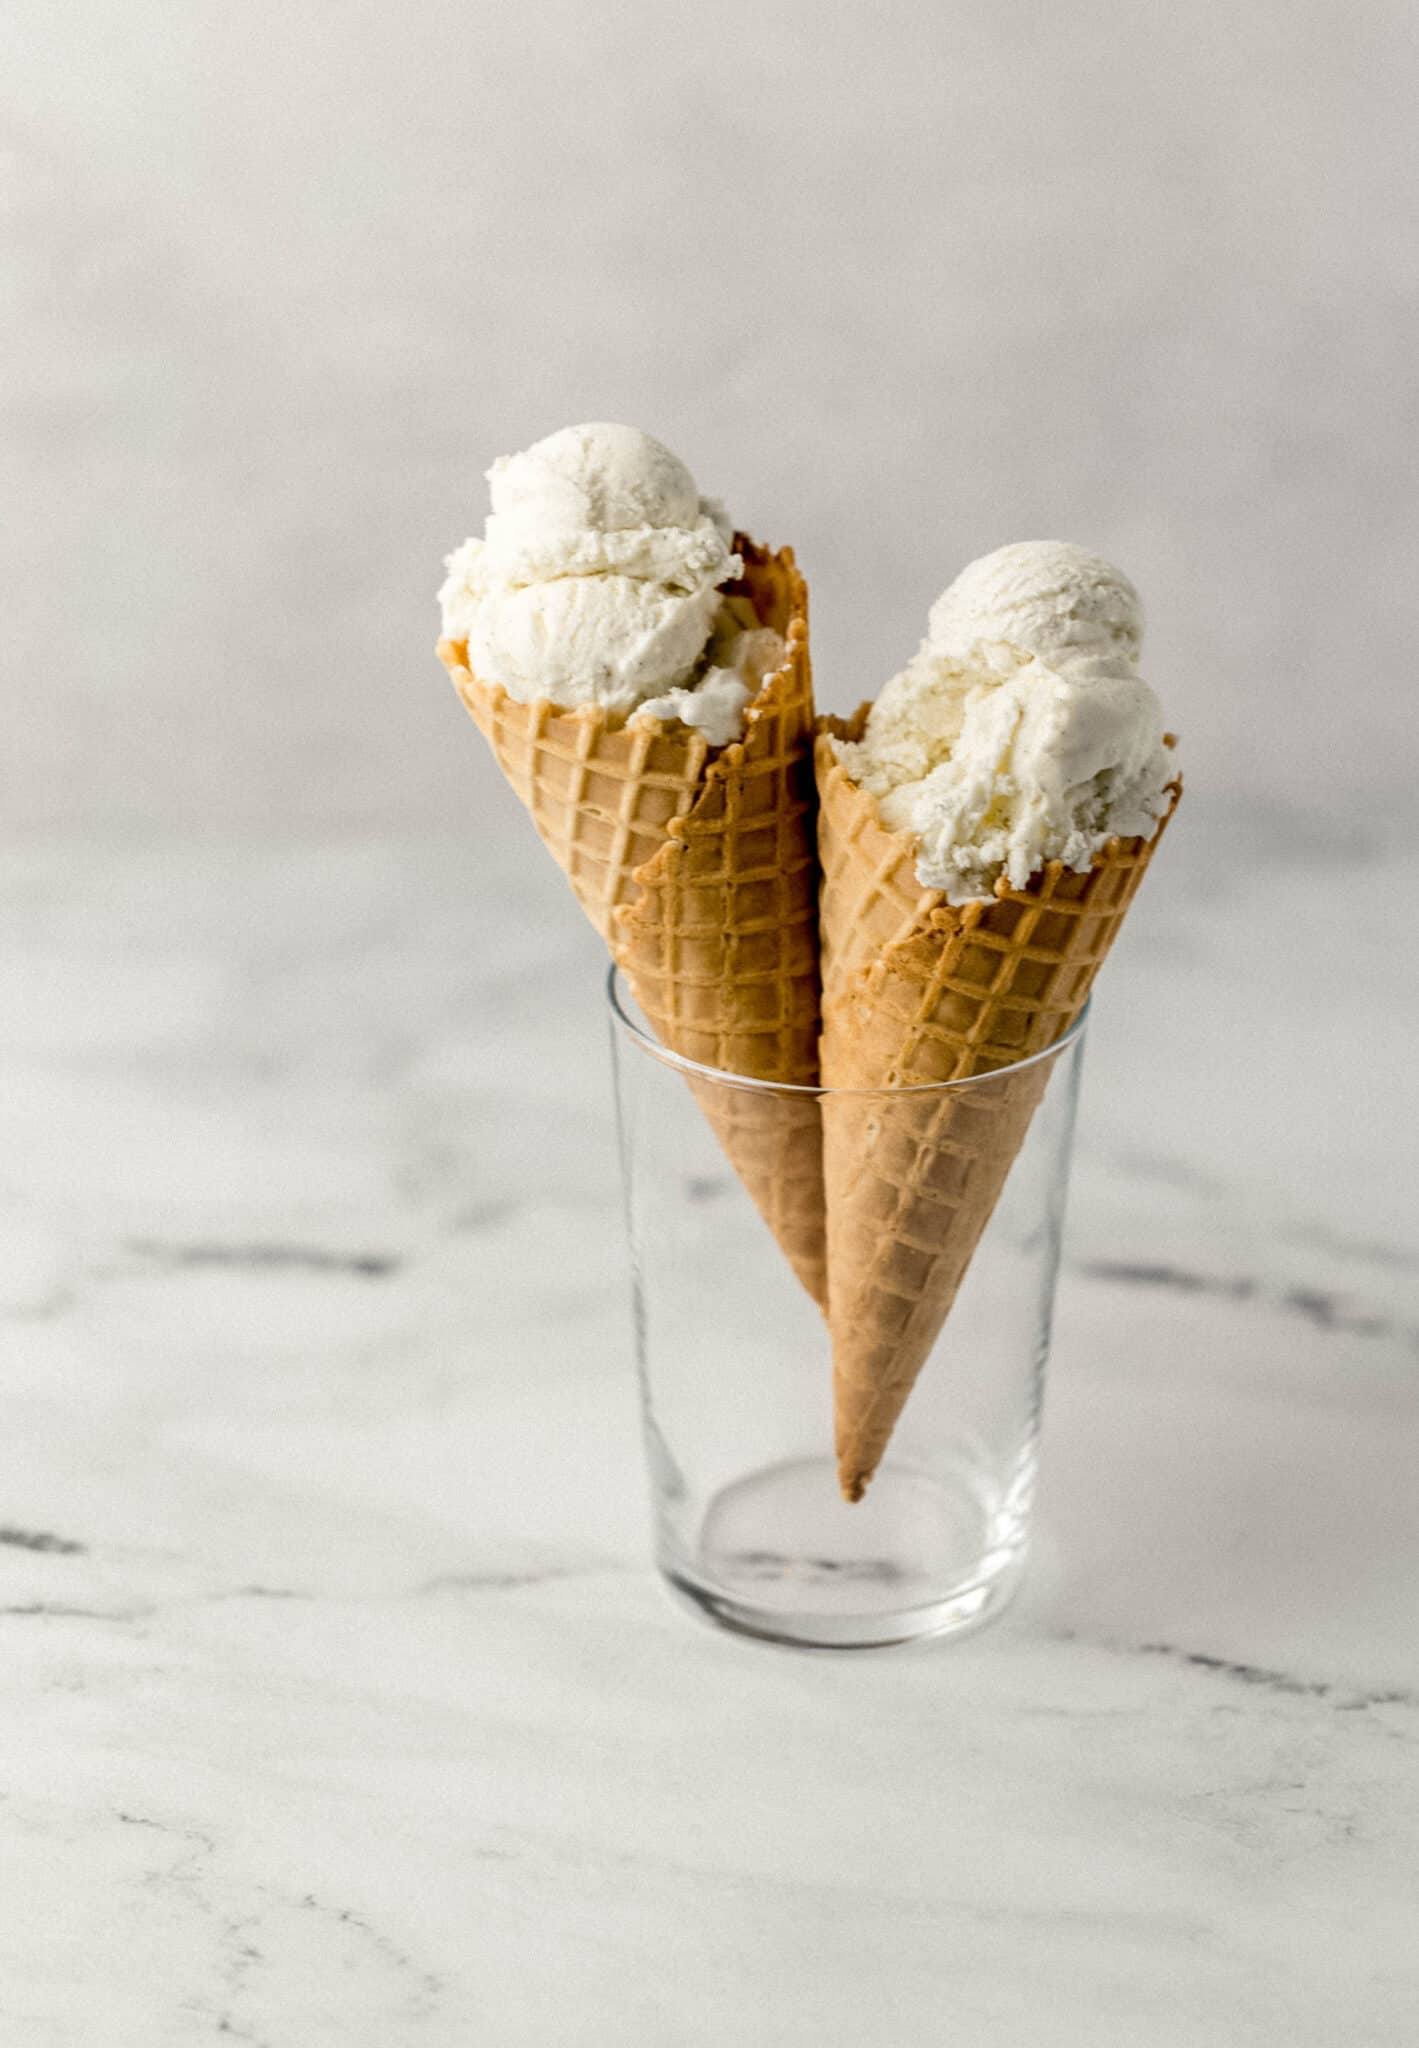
5,0 -> 1416,843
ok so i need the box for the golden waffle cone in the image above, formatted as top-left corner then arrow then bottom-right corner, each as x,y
816,716 -> 1180,1499
440,541 -> 825,1304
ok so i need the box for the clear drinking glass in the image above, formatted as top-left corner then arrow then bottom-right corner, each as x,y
608,968 -> 1087,1651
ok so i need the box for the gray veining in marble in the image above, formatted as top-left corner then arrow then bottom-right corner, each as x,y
2,825 -> 1418,2044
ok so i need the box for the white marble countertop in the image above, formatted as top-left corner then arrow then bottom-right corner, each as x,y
3,820 -> 1416,2044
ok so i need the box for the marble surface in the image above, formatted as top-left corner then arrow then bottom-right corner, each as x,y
3,821 -> 1417,2045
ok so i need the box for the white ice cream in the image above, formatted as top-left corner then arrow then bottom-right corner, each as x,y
438,423 -> 781,743
836,541 -> 1175,903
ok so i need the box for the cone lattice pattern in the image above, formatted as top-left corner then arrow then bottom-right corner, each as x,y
441,541 -> 824,1303
612,547 -> 818,1089
441,661 -> 711,946
816,718 -> 1180,1499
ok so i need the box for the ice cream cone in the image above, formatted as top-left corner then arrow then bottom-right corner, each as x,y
441,541 -> 825,1304
816,714 -> 1180,1499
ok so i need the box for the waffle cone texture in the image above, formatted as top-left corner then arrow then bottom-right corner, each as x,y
816,713 -> 1181,1501
439,539 -> 825,1303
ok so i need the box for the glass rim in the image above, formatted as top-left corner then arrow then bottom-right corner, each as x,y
607,965 -> 1090,1100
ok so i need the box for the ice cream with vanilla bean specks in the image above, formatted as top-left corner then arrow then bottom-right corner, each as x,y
834,541 -> 1175,904
437,423 -> 783,747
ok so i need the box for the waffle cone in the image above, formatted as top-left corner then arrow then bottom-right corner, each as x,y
441,540 -> 824,1303
816,715 -> 1180,1499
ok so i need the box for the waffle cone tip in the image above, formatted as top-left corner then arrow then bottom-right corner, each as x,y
837,1459 -> 869,1505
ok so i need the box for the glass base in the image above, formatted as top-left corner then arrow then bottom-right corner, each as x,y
659,1452 -> 1029,1651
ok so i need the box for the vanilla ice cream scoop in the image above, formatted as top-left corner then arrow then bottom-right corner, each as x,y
928,540 -> 1144,670
836,541 -> 1175,903
438,423 -> 781,742
486,420 -> 702,539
